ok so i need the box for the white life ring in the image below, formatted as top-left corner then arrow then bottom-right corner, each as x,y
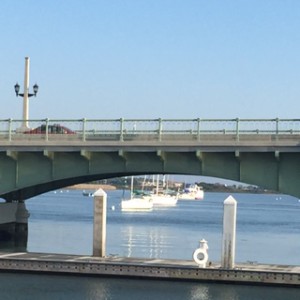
193,248 -> 208,265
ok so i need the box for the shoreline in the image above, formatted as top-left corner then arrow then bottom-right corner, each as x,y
66,184 -> 279,195
66,184 -> 116,191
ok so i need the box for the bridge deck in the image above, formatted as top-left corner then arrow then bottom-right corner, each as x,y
1,134 -> 300,151
0,252 -> 299,287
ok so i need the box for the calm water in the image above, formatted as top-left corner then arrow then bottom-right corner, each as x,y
1,190 -> 300,299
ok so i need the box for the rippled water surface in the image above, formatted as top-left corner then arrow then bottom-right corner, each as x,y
27,190 -> 300,265
0,190 -> 299,299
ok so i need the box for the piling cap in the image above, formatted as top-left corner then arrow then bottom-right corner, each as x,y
93,188 -> 107,197
199,239 -> 209,250
224,195 -> 237,205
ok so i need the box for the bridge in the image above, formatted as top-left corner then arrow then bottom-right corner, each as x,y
0,117 -> 300,200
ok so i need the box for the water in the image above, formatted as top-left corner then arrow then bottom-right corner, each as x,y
1,190 -> 300,299
26,190 -> 300,264
0,273 -> 298,300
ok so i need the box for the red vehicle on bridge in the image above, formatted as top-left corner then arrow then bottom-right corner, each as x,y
24,124 -> 75,134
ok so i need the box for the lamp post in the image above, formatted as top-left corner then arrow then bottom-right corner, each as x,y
14,57 -> 39,131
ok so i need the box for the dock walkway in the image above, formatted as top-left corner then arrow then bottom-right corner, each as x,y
0,252 -> 299,286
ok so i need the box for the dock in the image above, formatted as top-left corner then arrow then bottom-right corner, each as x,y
0,252 -> 299,286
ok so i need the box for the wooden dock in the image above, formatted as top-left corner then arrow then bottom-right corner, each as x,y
0,252 -> 299,287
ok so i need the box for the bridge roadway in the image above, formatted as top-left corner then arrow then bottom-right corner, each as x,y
0,251 -> 298,287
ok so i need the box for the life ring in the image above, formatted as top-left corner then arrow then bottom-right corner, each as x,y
193,248 -> 208,265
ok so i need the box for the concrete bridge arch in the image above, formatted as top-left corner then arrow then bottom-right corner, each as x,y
1,148 -> 299,201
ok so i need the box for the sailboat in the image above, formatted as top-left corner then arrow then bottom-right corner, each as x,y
121,177 -> 153,211
150,175 -> 178,207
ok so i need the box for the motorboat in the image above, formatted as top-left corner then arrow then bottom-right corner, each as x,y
82,190 -> 94,197
178,184 -> 204,200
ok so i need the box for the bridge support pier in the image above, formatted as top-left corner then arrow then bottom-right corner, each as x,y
0,201 -> 29,250
15,201 -> 30,248
93,189 -> 107,257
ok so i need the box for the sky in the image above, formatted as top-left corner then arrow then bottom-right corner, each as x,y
1,0 -> 300,121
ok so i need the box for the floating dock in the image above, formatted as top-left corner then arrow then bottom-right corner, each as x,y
0,252 -> 299,286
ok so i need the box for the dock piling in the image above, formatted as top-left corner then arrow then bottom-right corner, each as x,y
221,195 -> 237,269
93,189 -> 107,257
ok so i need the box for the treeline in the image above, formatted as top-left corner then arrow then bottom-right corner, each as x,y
196,182 -> 271,193
91,178 -> 272,194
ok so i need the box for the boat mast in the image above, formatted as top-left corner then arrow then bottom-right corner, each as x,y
130,176 -> 134,199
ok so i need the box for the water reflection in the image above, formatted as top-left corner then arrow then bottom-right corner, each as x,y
85,279 -> 110,300
121,225 -> 174,258
190,285 -> 211,300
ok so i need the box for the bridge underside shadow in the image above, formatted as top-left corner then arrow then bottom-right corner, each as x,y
0,150 -> 300,200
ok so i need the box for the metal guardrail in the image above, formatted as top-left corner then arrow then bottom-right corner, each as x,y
0,118 -> 300,143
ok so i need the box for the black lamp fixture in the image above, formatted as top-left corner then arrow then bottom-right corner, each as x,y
14,83 -> 20,96
14,82 -> 39,97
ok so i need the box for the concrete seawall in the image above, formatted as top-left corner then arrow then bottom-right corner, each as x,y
0,252 -> 299,287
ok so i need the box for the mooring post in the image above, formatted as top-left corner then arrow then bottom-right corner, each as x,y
221,195 -> 237,269
93,189 -> 107,257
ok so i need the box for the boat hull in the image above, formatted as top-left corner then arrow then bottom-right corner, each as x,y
151,195 -> 178,206
178,191 -> 204,200
179,185 -> 204,200
121,197 -> 153,211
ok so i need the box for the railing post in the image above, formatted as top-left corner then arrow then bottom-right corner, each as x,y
275,118 -> 279,142
158,118 -> 162,141
8,118 -> 12,142
45,118 -> 49,142
120,118 -> 124,142
197,118 -> 201,141
82,118 -> 86,142
236,118 -> 239,142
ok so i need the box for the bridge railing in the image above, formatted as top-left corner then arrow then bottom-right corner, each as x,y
0,118 -> 300,143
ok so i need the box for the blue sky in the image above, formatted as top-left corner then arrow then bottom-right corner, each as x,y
1,0 -> 300,121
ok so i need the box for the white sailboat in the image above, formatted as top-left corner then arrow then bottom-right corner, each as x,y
150,175 -> 178,207
121,177 -> 153,211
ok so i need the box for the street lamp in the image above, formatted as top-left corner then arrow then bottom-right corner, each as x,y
14,82 -> 39,97
14,57 -> 39,131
